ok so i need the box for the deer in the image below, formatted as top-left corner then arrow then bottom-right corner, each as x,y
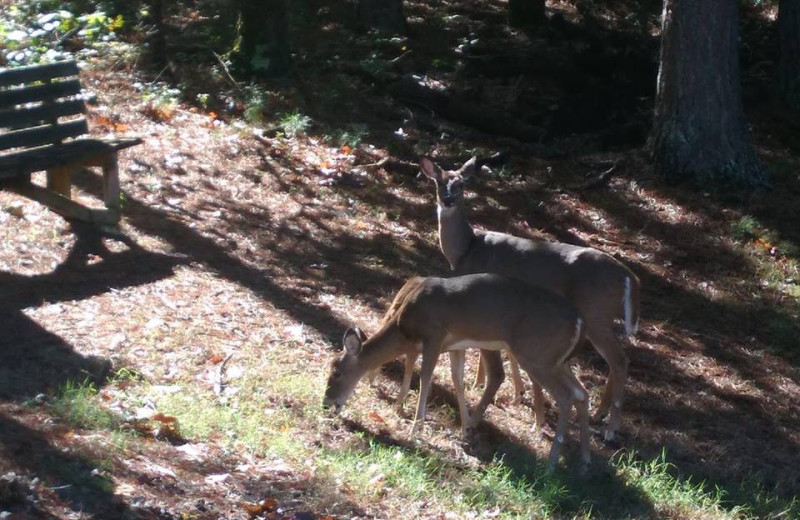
323,273 -> 591,468
419,156 -> 640,441
364,274 -> 507,424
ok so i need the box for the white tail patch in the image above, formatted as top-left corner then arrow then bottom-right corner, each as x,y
571,318 -> 583,350
558,317 -> 583,366
623,276 -> 638,336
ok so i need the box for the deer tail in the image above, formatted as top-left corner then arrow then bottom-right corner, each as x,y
623,275 -> 640,336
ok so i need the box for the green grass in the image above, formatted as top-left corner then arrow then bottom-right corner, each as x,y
318,439 -> 566,519
613,451 -> 800,520
614,451 -> 740,519
135,352 -> 800,520
152,371 -> 321,462
50,379 -> 119,431
730,215 -> 761,242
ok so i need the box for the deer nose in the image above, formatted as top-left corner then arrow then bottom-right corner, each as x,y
441,194 -> 454,206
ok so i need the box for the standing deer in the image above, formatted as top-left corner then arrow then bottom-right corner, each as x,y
420,156 -> 640,441
323,274 -> 590,468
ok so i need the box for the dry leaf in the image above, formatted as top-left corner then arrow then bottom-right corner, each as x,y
368,411 -> 386,424
243,497 -> 279,518
151,413 -> 178,424
210,354 -> 225,364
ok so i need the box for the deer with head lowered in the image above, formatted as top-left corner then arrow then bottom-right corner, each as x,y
323,273 -> 590,468
420,157 -> 640,441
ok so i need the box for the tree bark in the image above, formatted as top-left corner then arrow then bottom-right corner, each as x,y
650,0 -> 764,187
358,0 -> 406,34
509,0 -> 546,27
777,0 -> 800,111
232,0 -> 291,78
148,0 -> 166,67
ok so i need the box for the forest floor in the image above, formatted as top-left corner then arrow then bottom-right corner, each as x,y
2,0 -> 800,518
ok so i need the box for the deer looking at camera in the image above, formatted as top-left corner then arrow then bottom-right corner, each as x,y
323,273 -> 590,468
420,157 -> 640,441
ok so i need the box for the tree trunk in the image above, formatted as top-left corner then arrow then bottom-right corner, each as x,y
509,0 -> 546,27
232,0 -> 291,78
650,0 -> 764,187
145,0 -> 166,68
358,0 -> 405,34
777,0 -> 800,111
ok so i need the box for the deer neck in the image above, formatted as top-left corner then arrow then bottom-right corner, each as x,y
437,203 -> 475,270
359,323 -> 411,371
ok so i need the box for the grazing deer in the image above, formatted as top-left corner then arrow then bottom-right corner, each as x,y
366,276 -> 507,420
323,274 -> 591,468
420,157 -> 640,441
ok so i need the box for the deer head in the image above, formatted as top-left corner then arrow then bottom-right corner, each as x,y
419,156 -> 477,209
323,328 -> 368,412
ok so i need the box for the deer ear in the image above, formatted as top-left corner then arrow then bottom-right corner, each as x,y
419,157 -> 442,182
354,327 -> 367,342
343,328 -> 363,355
460,156 -> 478,178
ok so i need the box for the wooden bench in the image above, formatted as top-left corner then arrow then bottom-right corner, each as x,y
0,61 -> 142,225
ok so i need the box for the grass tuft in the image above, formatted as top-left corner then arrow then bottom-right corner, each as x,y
279,111 -> 312,138
50,379 -> 119,431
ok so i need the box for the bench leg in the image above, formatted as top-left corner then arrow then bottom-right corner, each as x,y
102,154 -> 121,212
47,166 -> 72,198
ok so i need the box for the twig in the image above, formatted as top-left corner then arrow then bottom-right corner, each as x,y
360,157 -> 419,176
388,50 -> 413,65
573,163 -> 618,191
56,26 -> 81,46
212,51 -> 244,95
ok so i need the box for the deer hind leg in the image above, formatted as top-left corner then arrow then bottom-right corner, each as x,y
474,351 -> 486,389
517,362 -> 576,469
593,370 -> 614,421
468,349 -> 504,430
395,353 -> 417,413
508,352 -> 525,404
563,368 -> 591,465
448,350 -> 472,438
587,326 -> 629,441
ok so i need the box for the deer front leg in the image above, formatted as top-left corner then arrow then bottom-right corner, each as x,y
468,350 -> 504,429
395,353 -> 417,413
532,382 -> 546,434
410,346 -> 439,435
448,350 -> 472,439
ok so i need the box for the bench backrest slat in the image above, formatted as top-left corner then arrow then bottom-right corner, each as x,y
0,61 -> 89,152
0,119 -> 88,152
0,79 -> 83,110
0,61 -> 80,87
0,99 -> 86,130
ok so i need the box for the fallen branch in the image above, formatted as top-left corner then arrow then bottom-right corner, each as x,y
212,51 -> 245,95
